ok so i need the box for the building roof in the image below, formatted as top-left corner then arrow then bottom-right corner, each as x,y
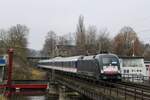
144,61 -> 150,64
119,56 -> 144,59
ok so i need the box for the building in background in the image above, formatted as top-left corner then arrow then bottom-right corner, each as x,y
0,55 -> 7,81
119,56 -> 147,82
55,45 -> 77,57
145,61 -> 150,77
120,56 -> 146,76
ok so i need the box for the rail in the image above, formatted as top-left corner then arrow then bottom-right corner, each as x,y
12,80 -> 48,84
52,70 -> 150,100
122,74 -> 150,84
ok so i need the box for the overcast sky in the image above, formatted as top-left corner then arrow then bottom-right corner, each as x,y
0,0 -> 150,50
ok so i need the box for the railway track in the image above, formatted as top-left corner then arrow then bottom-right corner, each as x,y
111,81 -> 150,100
116,81 -> 150,91
55,72 -> 121,100
55,71 -> 150,100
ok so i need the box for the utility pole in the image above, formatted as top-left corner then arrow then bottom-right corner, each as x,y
132,40 -> 135,57
7,48 -> 14,98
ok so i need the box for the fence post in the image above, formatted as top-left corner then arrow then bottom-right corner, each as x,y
109,82 -> 111,95
134,88 -> 136,100
141,89 -> 143,100
124,85 -> 126,100
117,86 -> 118,96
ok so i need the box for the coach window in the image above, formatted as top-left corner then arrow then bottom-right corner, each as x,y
57,62 -> 59,66
73,61 -> 75,67
67,62 -> 69,67
69,62 -> 71,67
75,62 -> 77,68
64,62 -> 66,67
66,62 -> 69,67
58,62 -> 59,66
68,61 -> 71,67
65,62 -> 67,67
58,62 -> 60,66
71,61 -> 74,67
146,67 -> 148,71
44,62 -> 46,65
71,61 -> 73,67
59,62 -> 62,66
68,62 -> 70,67
70,61 -> 73,67
56,62 -> 58,66
66,62 -> 68,67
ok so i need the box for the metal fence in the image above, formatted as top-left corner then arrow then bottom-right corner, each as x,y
0,91 -> 59,100
122,74 -> 150,83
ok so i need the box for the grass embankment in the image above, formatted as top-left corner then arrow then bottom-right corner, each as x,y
13,67 -> 46,80
0,95 -> 7,100
12,57 -> 46,80
31,68 -> 46,80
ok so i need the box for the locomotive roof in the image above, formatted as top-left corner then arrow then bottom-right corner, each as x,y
119,56 -> 144,59
81,55 -> 95,60
81,54 -> 118,60
97,53 -> 117,57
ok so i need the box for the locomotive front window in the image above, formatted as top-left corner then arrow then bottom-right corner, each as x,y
102,57 -> 118,65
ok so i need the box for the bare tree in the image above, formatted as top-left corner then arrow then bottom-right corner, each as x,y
96,29 -> 111,53
58,35 -> 69,45
0,24 -> 32,79
86,25 -> 96,45
42,31 -> 57,57
144,44 -> 150,60
67,32 -> 75,45
8,24 -> 29,58
84,25 -> 97,54
112,26 -> 144,56
0,24 -> 29,59
112,33 -> 125,55
76,15 -> 86,54
0,29 -> 9,54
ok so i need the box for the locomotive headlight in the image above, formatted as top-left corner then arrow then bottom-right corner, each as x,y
117,75 -> 121,79
103,66 -> 108,69
117,70 -> 121,73
101,70 -> 104,73
103,76 -> 107,79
